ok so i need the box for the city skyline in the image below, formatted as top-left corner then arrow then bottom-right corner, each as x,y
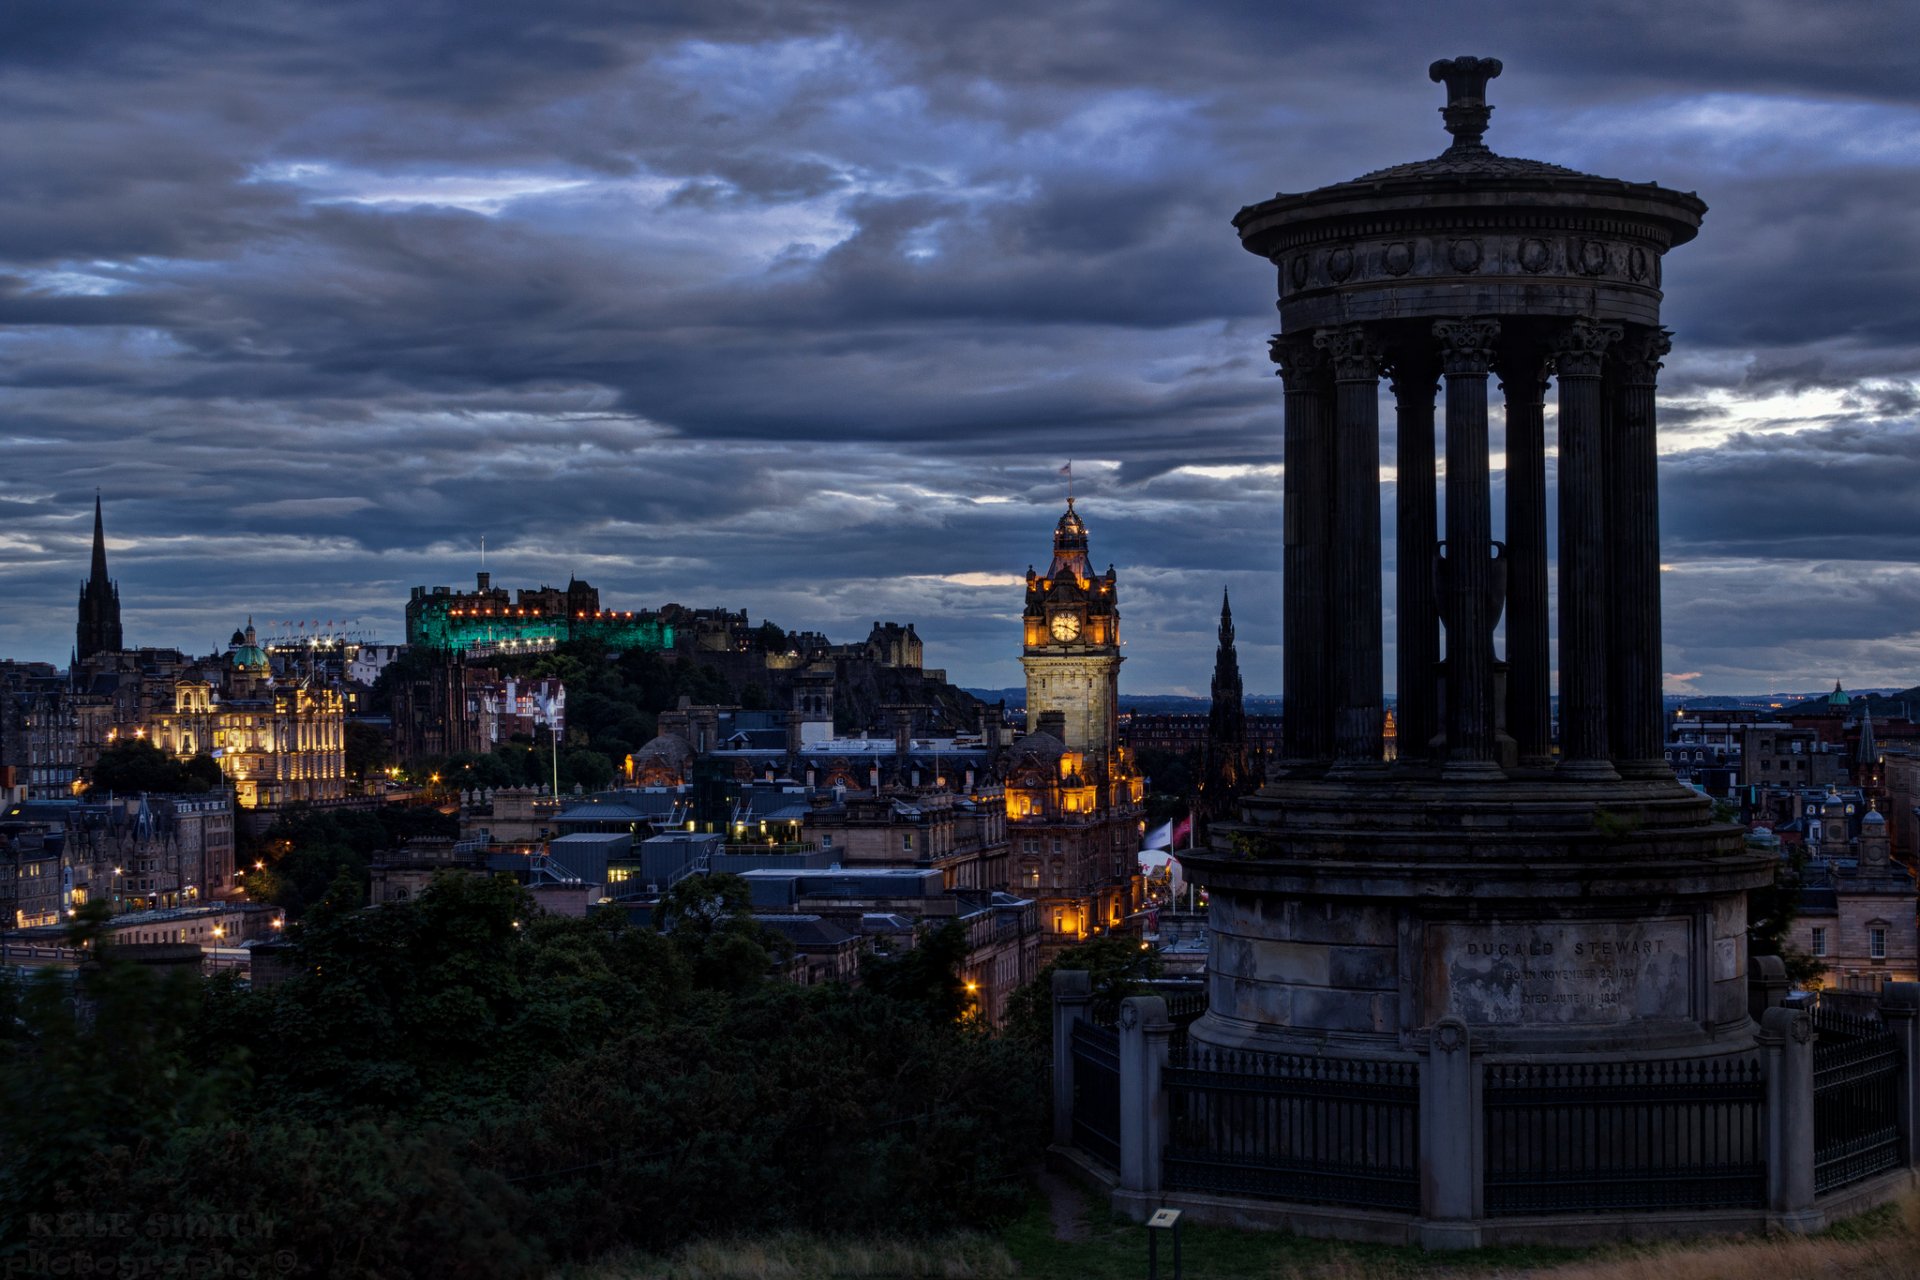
1,3 -> 1916,694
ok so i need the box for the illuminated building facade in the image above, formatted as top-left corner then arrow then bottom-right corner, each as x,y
143,623 -> 347,810
407,573 -> 672,655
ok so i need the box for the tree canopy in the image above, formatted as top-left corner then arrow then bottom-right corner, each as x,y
88,738 -> 224,795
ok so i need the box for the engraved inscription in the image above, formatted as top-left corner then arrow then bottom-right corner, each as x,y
1714,935 -> 1741,981
1425,920 -> 1692,1026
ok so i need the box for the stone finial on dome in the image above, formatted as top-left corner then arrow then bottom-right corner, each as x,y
1429,55 -> 1503,152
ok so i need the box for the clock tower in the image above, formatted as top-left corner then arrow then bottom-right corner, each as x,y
1022,498 -> 1122,771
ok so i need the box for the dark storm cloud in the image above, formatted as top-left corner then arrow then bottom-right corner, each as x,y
1,1 -> 1916,692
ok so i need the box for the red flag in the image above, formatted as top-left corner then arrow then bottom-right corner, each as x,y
1172,814 -> 1192,848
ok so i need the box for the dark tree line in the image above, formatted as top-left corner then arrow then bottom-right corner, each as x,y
0,876 -> 1045,1279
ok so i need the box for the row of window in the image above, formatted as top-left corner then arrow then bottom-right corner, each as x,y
1811,926 -> 1888,961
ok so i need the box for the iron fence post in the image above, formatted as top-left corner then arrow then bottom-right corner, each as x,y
1118,994 -> 1172,1206
1053,969 -> 1093,1147
1761,1005 -> 1818,1229
1878,982 -> 1920,1169
1418,1016 -> 1481,1248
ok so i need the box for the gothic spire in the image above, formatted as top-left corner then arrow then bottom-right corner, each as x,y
90,491 -> 110,586
75,492 -> 123,663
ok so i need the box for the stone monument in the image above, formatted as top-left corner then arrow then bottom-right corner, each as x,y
1188,56 -> 1777,1057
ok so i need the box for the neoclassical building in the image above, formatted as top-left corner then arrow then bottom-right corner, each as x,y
144,622 -> 346,809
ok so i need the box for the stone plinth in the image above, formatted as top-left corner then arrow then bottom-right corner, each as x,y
1189,771 -> 1775,1056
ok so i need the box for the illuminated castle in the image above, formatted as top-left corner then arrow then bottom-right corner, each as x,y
406,573 -> 673,656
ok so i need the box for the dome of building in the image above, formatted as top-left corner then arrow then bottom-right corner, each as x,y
1828,681 -> 1851,707
1863,805 -> 1886,826
1055,503 -> 1087,545
229,644 -> 270,673
634,732 -> 693,764
228,628 -> 247,648
1017,730 -> 1067,760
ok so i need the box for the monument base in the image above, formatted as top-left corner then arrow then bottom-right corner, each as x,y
1187,767 -> 1775,1056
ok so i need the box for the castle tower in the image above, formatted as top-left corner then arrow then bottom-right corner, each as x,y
1020,499 -> 1122,771
75,494 -> 123,663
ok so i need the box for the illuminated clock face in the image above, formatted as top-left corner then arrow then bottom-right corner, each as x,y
1051,613 -> 1081,641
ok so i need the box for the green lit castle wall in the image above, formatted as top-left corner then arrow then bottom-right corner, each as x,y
406,583 -> 672,655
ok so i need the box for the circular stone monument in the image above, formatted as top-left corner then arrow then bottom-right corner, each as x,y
1187,57 -> 1776,1058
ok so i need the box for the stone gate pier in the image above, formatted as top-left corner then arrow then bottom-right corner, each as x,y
1050,58 -> 1920,1246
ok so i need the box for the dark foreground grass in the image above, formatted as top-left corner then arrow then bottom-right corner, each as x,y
564,1183 -> 1919,1279
998,1182 -> 1590,1280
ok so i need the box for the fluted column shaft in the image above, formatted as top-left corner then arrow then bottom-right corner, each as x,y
1272,334 -> 1334,763
1499,346 -> 1552,766
1435,318 -> 1502,776
1607,327 -> 1673,775
1317,324 -> 1387,765
1390,352 -> 1441,763
1553,319 -> 1623,779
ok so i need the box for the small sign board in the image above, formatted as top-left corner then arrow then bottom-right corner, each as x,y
1147,1208 -> 1182,1230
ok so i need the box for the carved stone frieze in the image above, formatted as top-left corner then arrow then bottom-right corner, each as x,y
1276,232 -> 1665,301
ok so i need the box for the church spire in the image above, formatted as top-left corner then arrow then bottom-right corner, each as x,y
75,492 -> 124,664
90,492 -> 110,585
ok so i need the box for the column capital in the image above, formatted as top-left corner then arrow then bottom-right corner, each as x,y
1494,345 -> 1551,398
1268,331 -> 1332,389
1613,326 -> 1673,386
1385,345 -> 1442,400
1314,323 -> 1388,382
1548,317 -> 1623,378
1433,317 -> 1501,376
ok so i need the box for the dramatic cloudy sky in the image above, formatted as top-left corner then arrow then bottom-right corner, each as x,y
1,1 -> 1916,696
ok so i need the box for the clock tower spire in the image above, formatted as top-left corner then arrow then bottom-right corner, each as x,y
1022,497 -> 1122,769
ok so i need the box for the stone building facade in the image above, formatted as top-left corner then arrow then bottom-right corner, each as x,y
1790,804 -> 1919,990
143,624 -> 346,810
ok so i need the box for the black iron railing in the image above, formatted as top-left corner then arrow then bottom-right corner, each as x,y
1162,985 -> 1208,1051
1483,1057 -> 1766,1215
1813,1006 -> 1903,1194
1071,1018 -> 1122,1169
1163,1046 -> 1420,1211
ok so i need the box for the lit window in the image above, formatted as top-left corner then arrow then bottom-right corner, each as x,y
1811,928 -> 1827,958
1871,928 -> 1887,960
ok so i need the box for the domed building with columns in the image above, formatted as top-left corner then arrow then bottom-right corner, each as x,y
143,620 -> 347,811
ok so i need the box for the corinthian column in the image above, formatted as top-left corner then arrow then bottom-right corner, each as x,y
1434,317 -> 1502,778
1497,342 -> 1552,767
1389,347 -> 1441,765
1552,318 -> 1623,781
1314,323 -> 1387,766
1607,326 -> 1674,777
1271,332 -> 1334,765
